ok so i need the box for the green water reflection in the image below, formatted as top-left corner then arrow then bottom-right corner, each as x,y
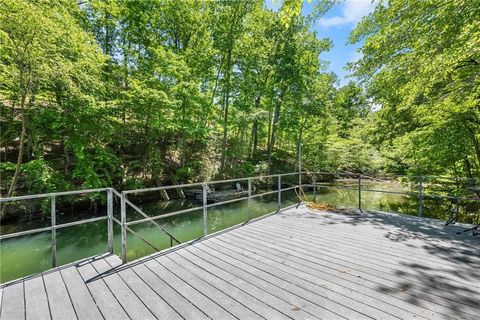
0,191 -> 297,283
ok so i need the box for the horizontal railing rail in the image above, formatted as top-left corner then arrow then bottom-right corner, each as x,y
118,172 -> 303,263
1,171 -> 478,272
302,172 -> 479,217
0,188 -> 114,269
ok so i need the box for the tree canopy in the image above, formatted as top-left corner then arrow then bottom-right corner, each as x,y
349,0 -> 480,176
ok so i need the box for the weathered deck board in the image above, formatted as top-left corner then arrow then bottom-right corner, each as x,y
43,270 -> 76,320
185,245 -> 347,319
24,276 -> 50,320
90,257 -> 155,320
1,206 -> 479,320
131,262 -> 209,320
244,217 -> 480,302
225,225 -> 478,319
59,265 -> 103,320
156,256 -> 260,320
165,252 -> 266,320
222,229 -> 448,319
144,258 -> 236,320
197,240 -> 400,320
109,257 -> 182,320
0,281 -> 24,320
176,249 -> 312,320
76,256 -> 129,320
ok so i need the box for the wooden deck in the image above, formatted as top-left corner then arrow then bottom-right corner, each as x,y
1,206 -> 479,320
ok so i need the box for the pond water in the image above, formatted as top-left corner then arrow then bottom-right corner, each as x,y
1,181 -> 478,284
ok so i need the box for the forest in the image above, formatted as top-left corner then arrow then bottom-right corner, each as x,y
1,0 -> 479,218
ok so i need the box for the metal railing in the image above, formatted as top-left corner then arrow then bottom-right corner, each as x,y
0,188 -> 114,268
1,171 -> 478,271
303,172 -> 480,218
118,172 -> 301,263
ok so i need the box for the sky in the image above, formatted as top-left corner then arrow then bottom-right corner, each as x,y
266,0 -> 376,86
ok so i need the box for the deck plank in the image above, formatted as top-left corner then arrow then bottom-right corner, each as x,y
244,218 -> 480,304
177,249 -> 293,320
0,281 -> 25,320
269,213 -> 480,268
60,265 -> 103,320
76,258 -> 129,320
24,276 -> 50,320
223,224 -> 477,320
90,257 -> 155,320
2,207 -> 479,320
223,230 -> 454,318
156,255 -> 263,320
0,287 -> 3,317
104,257 -> 180,320
186,244 -> 350,319
130,263 -> 209,320
195,240 -> 398,320
43,271 -> 76,320
210,234 -> 432,320
144,258 -> 236,320
271,211 -> 480,269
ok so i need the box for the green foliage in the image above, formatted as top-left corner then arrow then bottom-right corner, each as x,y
2,0 -> 476,216
349,0 -> 480,177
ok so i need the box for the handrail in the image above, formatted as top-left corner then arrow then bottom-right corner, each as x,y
0,188 -> 110,202
0,188 -> 114,268
309,171 -> 480,182
1,171 -> 478,268
117,173 -> 304,263
122,172 -> 302,195
0,216 -> 108,240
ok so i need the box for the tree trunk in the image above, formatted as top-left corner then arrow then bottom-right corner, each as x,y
267,88 -> 286,169
295,117 -> 306,172
1,81 -> 28,220
180,99 -> 186,168
219,47 -> 233,176
464,157 -> 473,179
251,120 -> 258,156
466,125 -> 480,174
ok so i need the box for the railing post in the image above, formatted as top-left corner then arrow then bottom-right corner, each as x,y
358,175 -> 362,212
51,195 -> 56,268
107,188 -> 113,254
418,176 -> 423,217
277,175 -> 282,211
247,178 -> 252,220
202,183 -> 208,236
313,172 -> 316,203
120,192 -> 127,264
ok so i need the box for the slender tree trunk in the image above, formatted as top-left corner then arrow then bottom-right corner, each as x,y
181,99 -> 186,168
6,95 -> 27,199
266,104 -> 272,153
267,88 -> 286,169
295,117 -> 306,171
1,72 -> 28,220
464,157 -> 473,179
219,47 -> 233,176
466,125 -> 480,174
251,120 -> 258,156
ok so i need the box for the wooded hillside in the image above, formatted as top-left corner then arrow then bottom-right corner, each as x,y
1,0 -> 479,203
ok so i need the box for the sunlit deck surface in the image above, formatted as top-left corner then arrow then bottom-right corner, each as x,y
1,206 -> 479,320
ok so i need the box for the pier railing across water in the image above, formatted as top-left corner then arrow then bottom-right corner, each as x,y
1,171 -> 478,271
118,172 -> 300,263
0,188 -> 115,268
